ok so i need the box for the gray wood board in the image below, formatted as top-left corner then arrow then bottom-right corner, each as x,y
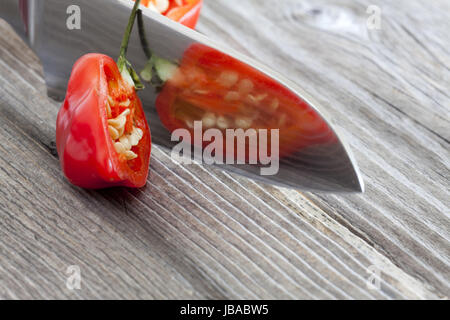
0,0 -> 448,299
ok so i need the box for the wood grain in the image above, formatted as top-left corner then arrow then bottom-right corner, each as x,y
0,0 -> 448,299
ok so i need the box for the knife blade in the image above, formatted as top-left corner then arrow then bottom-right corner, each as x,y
1,0 -> 364,192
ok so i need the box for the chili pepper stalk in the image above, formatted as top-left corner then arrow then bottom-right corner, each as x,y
137,9 -> 178,88
117,0 -> 144,90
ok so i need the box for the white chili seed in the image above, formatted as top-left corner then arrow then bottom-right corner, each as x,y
108,116 -> 127,131
108,125 -> 119,140
270,98 -> 279,111
256,93 -> 268,101
105,101 -> 112,118
118,99 -> 130,107
217,116 -> 229,129
202,112 -> 216,128
146,2 -> 159,12
119,135 -> 132,150
194,89 -> 209,95
235,117 -> 253,129
247,93 -> 267,105
128,135 -> 138,147
135,127 -> 144,139
119,109 -> 131,117
217,71 -> 239,88
117,125 -> 125,139
114,142 -> 126,154
238,79 -> 254,94
246,94 -> 258,105
129,127 -> 144,146
107,95 -> 115,107
224,91 -> 240,101
185,119 -> 194,129
108,109 -> 130,131
125,150 -> 138,160
108,109 -> 144,161
152,0 -> 169,13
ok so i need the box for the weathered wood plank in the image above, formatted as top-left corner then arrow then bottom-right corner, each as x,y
198,0 -> 450,296
0,0 -> 448,300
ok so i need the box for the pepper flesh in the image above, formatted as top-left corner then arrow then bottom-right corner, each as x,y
56,54 -> 151,189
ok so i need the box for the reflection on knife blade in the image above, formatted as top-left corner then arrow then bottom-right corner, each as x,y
138,12 -> 338,177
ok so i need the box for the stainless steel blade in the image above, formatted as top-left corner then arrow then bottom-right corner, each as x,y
1,0 -> 364,192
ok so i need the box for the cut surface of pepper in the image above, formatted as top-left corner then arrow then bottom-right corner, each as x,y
56,54 -> 151,189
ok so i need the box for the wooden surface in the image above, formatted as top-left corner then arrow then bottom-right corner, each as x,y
0,0 -> 449,299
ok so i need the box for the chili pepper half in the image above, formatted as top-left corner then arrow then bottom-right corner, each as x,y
56,0 -> 151,189
139,0 -> 203,29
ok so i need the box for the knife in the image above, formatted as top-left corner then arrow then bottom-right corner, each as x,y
1,0 -> 364,192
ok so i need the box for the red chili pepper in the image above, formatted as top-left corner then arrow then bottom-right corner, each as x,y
140,0 -> 203,29
155,44 -> 335,160
56,0 -> 151,189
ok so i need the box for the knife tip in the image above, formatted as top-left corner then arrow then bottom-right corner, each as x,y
354,171 -> 365,193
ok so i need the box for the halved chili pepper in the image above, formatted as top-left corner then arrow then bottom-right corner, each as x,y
153,44 -> 336,160
56,0 -> 151,189
139,0 -> 203,29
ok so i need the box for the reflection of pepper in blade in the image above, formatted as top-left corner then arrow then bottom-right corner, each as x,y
137,12 -> 336,163
156,44 -> 336,159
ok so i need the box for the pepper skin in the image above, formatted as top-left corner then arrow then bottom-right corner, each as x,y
56,54 -> 151,189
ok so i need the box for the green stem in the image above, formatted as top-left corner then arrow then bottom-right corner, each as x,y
118,0 -> 141,63
137,9 -> 152,60
117,0 -> 144,90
